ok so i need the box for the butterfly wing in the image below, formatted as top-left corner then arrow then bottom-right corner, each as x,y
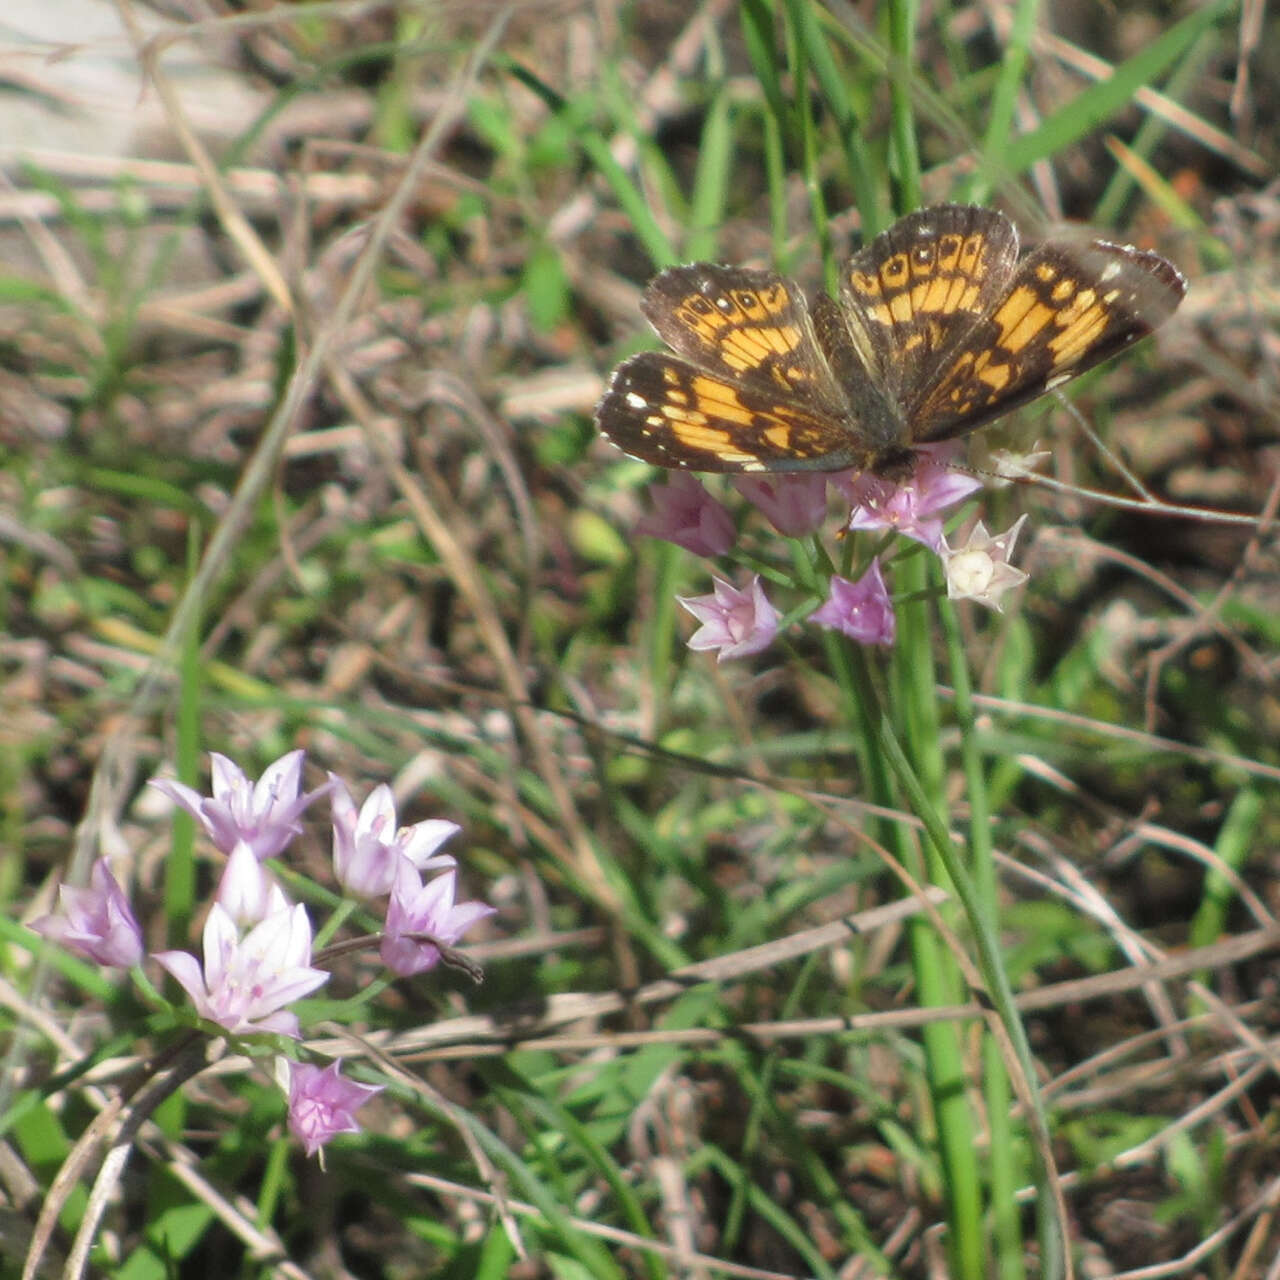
907,237 -> 1187,444
825,205 -> 1022,412
596,352 -> 873,473
595,264 -> 872,472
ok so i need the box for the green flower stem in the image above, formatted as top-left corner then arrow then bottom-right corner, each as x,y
888,549 -> 983,1280
885,575 -> 1071,1279
937,598 -> 1023,1280
877,706 -> 1068,1280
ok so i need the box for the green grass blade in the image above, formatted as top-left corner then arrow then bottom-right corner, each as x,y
886,0 -> 922,211
1002,0 -> 1232,175
977,0 -> 1040,202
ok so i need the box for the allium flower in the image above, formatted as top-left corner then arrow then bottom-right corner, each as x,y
678,575 -> 780,662
380,861 -> 496,978
810,559 -> 896,647
330,778 -> 459,898
149,750 -> 331,861
842,446 -> 981,551
280,1058 -> 384,1160
974,440 -> 1051,487
28,858 -> 143,968
154,902 -> 328,1039
215,840 -> 288,928
634,473 -> 735,556
940,516 -> 1030,612
732,473 -> 829,537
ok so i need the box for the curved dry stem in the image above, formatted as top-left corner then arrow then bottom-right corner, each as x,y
25,1034 -> 210,1280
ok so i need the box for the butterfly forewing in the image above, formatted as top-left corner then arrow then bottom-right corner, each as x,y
834,205 -> 1021,407
640,265 -> 848,411
596,264 -> 874,473
907,236 -> 1188,445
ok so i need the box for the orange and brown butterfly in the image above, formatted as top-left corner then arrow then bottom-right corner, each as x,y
594,204 -> 1186,478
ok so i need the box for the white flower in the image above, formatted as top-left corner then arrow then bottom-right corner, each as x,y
154,902 -> 328,1038
940,516 -> 1030,612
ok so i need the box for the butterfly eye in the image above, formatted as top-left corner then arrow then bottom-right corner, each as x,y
736,291 -> 759,310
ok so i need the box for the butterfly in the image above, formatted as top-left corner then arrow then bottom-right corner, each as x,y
594,204 -> 1185,477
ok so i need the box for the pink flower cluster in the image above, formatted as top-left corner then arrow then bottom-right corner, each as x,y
28,751 -> 495,1158
635,445 -> 1031,661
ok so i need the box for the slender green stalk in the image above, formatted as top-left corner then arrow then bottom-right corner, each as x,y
882,8 -> 978,1265
1190,789 -> 1262,956
880,706 -> 1071,1280
647,541 -> 683,742
890,552 -> 984,1280
787,1 -> 878,233
686,27 -> 733,263
166,522 -> 202,948
886,0 -> 922,211
974,0 -> 1040,206
782,0 -> 834,282
938,600 -> 1024,1280
739,0 -> 792,261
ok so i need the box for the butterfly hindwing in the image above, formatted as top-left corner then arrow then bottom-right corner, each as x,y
596,351 -> 870,473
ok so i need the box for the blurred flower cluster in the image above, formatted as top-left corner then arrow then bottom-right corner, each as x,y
29,751 -> 494,1160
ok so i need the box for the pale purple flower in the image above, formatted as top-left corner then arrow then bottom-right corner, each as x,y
810,559 -> 896,647
678,575 -> 780,662
634,473 -> 735,556
841,446 -> 981,550
28,858 -> 143,968
215,840 -> 288,928
330,777 -> 458,898
380,861 -> 496,977
154,902 -> 328,1039
281,1058 -> 384,1159
732,473 -> 828,537
940,516 -> 1030,612
149,750 -> 331,861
